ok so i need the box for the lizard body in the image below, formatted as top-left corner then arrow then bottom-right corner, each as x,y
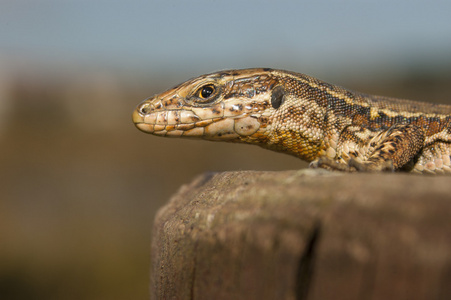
132,68 -> 451,174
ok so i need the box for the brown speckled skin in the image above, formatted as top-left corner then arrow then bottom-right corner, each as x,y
133,68 -> 451,174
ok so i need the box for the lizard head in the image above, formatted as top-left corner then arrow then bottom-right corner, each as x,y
132,68 -> 280,142
133,68 -> 326,160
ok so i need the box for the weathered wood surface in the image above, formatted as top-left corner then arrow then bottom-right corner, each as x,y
150,169 -> 451,300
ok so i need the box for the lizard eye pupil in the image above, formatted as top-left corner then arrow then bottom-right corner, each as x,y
199,85 -> 215,99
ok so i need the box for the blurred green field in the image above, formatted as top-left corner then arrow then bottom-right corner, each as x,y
0,66 -> 450,299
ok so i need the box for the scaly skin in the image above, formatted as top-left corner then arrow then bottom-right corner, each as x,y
132,68 -> 451,174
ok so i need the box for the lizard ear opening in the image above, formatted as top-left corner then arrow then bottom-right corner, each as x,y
271,86 -> 285,109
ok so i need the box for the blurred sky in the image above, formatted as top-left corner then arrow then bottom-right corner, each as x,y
1,0 -> 451,78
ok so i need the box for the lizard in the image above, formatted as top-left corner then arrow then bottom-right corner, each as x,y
132,68 -> 451,174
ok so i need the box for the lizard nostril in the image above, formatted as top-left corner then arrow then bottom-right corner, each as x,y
139,102 -> 152,115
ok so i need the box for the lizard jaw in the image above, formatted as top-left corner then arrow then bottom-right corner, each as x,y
133,96 -> 264,140
133,107 -> 261,140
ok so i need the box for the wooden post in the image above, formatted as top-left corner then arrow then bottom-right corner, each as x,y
150,169 -> 451,300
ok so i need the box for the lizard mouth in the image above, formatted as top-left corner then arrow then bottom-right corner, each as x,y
133,108 -> 227,137
132,97 -> 264,139
133,100 -> 222,137
133,106 -> 261,139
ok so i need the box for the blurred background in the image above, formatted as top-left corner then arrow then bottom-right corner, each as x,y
1,0 -> 450,299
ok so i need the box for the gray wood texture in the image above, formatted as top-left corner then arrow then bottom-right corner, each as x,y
150,170 -> 451,300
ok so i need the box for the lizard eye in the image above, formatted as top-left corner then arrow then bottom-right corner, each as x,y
188,83 -> 221,106
197,84 -> 216,99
